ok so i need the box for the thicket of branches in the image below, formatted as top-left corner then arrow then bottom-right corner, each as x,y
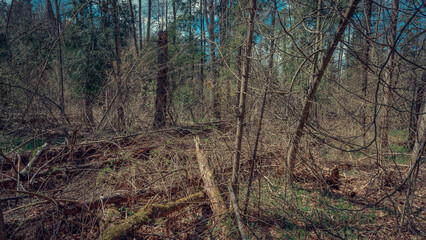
0,0 -> 425,238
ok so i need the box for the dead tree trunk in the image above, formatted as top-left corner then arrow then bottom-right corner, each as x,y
231,0 -> 257,198
194,136 -> 227,218
153,31 -> 169,128
102,191 -> 205,240
286,0 -> 361,180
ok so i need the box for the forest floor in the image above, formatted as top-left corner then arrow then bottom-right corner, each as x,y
1,123 -> 425,239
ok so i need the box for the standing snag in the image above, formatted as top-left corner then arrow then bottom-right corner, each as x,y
154,30 -> 169,128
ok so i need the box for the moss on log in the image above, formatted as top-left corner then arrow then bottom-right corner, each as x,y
102,191 -> 205,240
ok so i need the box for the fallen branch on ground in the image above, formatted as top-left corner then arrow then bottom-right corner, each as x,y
102,191 -> 205,240
194,136 -> 227,217
19,142 -> 50,179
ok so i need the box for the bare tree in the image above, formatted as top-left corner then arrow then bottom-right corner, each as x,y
46,0 -> 65,119
286,0 -> 361,180
231,0 -> 257,198
381,0 -> 399,153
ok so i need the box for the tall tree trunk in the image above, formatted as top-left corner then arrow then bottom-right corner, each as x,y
172,0 -> 177,44
231,0 -> 256,198
204,0 -> 221,120
307,0 -> 323,120
128,0 -> 139,54
244,0 -> 275,213
53,0 -> 64,118
236,45 -> 242,106
189,0 -> 195,83
0,202 -> 5,240
219,0 -> 228,99
408,72 -> 425,150
154,31 -> 168,128
362,0 -> 372,146
84,97 -> 94,126
309,0 -> 322,92
147,0 -> 151,40
138,0 -> 142,49
46,0 -> 65,120
381,0 -> 399,153
199,0 -> 204,102
286,0 -> 361,180
113,0 -> 125,131
401,94 -> 426,226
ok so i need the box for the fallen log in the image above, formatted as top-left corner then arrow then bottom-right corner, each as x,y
19,142 -> 50,179
102,191 -> 205,240
194,136 -> 227,217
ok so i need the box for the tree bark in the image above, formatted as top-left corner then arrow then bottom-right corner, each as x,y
204,0 -> 221,120
381,0 -> 399,153
46,0 -> 65,120
113,0 -> 125,131
138,0 -> 142,49
244,0 -> 275,214
153,31 -> 168,128
408,72 -> 425,150
362,0 -> 372,146
309,0 -> 323,93
231,0 -> 257,198
84,97 -> 94,126
0,200 -> 5,240
199,0 -> 204,103
147,0 -> 151,41
286,0 -> 361,180
128,0 -> 139,55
